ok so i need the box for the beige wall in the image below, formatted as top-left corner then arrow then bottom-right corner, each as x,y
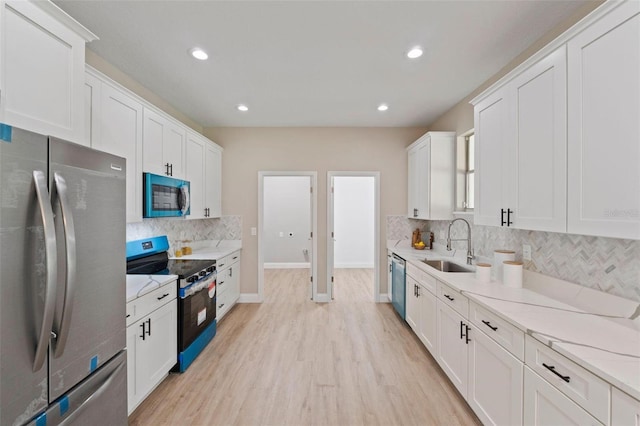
86,49 -> 204,133
203,127 -> 427,296
428,0 -> 604,134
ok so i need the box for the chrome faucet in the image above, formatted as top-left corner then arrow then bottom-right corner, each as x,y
446,218 -> 474,265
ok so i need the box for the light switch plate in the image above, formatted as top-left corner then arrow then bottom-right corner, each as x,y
251,227 -> 257,236
523,244 -> 532,261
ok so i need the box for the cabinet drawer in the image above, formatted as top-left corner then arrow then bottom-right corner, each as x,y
525,335 -> 610,424
217,287 -> 232,320
127,282 -> 177,325
437,281 -> 468,317
216,268 -> 229,296
469,301 -> 525,361
406,262 -> 437,294
217,251 -> 240,271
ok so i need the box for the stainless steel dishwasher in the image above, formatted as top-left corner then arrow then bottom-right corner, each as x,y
391,254 -> 406,319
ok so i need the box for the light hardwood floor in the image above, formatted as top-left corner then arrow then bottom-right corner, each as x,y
129,269 -> 480,426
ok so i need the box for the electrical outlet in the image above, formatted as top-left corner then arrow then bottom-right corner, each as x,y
279,232 -> 284,237
251,227 -> 257,236
523,244 -> 532,261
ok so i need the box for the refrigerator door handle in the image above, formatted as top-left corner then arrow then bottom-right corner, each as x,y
52,173 -> 77,358
32,170 -> 58,372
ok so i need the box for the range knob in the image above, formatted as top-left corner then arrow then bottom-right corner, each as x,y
187,275 -> 198,283
206,266 -> 215,273
199,270 -> 207,277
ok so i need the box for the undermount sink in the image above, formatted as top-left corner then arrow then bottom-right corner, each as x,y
422,259 -> 475,273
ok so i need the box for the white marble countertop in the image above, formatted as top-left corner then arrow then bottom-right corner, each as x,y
388,241 -> 640,402
126,274 -> 178,303
169,240 -> 242,261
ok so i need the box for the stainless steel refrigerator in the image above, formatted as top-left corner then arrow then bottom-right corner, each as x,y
0,125 -> 127,425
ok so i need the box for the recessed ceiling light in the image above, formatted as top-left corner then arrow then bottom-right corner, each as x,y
407,46 -> 423,59
237,104 -> 249,112
377,104 -> 389,112
189,47 -> 208,61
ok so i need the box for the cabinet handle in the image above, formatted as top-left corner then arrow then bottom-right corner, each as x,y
219,263 -> 225,268
507,209 -> 513,226
146,318 -> 151,336
416,285 -> 420,298
169,163 -> 173,176
126,314 -> 130,318
229,267 -> 233,278
501,208 -> 506,226
460,321 -> 465,340
465,324 -> 471,344
157,293 -> 169,301
165,163 -> 170,176
542,363 -> 570,383
139,323 -> 146,340
444,294 -> 455,301
482,320 -> 498,331
219,280 -> 224,285
218,303 -> 225,309
232,256 -> 238,260
413,208 -> 418,218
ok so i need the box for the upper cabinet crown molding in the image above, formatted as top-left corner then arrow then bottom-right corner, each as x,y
26,0 -> 98,42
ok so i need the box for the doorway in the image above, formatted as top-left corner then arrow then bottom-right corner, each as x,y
327,172 -> 380,302
258,172 -> 318,302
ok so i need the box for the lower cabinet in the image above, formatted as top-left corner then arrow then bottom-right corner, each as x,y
126,288 -> 177,414
405,275 -> 420,331
416,282 -> 437,353
436,300 -> 469,397
612,387 -> 640,425
216,251 -> 241,321
468,324 -> 523,426
524,366 -> 602,425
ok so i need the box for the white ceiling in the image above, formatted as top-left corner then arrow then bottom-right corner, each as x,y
55,1 -> 592,128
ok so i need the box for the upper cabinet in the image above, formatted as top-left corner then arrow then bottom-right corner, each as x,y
567,1 -> 640,240
143,107 -> 186,179
407,132 -> 456,220
0,0 -> 97,144
474,47 -> 567,232
185,131 -> 223,219
472,0 -> 640,240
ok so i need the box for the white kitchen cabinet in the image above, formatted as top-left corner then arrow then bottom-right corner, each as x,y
84,72 -> 101,148
474,46 -> 567,232
405,275 -> 419,331
216,251 -> 241,321
143,107 -> 186,179
387,251 -> 393,302
0,0 -> 96,144
612,387 -> 640,426
468,324 -> 524,426
126,282 -> 177,415
407,132 -> 456,220
524,366 -> 602,426
416,281 -> 437,354
567,1 -> 640,240
186,131 -> 223,219
436,299 -> 469,397
87,70 -> 144,223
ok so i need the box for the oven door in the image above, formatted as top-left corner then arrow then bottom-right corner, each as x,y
143,172 -> 190,218
178,276 -> 216,352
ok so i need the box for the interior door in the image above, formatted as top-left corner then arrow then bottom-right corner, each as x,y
48,138 -> 127,401
0,126 -> 51,426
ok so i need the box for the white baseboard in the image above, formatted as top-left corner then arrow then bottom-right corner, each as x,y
314,293 -> 330,303
334,263 -> 374,269
238,293 -> 262,303
264,262 -> 310,269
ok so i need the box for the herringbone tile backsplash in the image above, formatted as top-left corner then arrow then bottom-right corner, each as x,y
387,215 -> 640,302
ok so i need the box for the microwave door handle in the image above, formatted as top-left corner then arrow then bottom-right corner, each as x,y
52,173 -> 77,358
180,185 -> 190,216
32,170 -> 58,372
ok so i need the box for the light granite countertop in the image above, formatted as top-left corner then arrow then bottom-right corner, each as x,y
388,241 -> 640,402
169,240 -> 242,261
126,274 -> 178,303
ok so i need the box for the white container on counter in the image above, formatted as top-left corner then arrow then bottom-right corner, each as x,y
493,250 -> 516,283
503,261 -> 524,288
475,263 -> 492,283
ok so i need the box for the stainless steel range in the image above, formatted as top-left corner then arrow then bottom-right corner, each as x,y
126,236 -> 217,372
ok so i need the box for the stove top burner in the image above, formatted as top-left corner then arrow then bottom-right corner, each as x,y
126,251 -> 215,279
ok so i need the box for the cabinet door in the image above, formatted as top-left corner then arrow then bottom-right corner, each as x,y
94,83 -> 143,223
567,1 -> 640,240
436,300 -> 468,397
135,301 -> 177,405
468,327 -> 523,426
205,143 -> 222,218
612,387 -> 640,426
142,107 -> 167,176
414,141 -> 430,219
1,1 -> 86,143
523,367 -> 601,426
165,122 -> 186,179
405,276 -> 419,332
83,72 -> 101,148
186,133 -> 206,219
474,87 -> 510,227
126,322 -> 139,414
407,145 -> 419,218
228,259 -> 241,304
417,284 -> 437,354
509,46 -> 567,233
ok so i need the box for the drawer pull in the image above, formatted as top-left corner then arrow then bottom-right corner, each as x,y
482,320 -> 498,331
219,281 -> 225,285
126,314 -> 131,318
218,303 -> 225,309
542,363 -> 570,383
444,294 -> 455,301
232,256 -> 238,260
156,293 -> 170,301
219,263 -> 225,268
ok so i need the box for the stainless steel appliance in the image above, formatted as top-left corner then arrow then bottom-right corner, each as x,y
391,254 -> 406,319
143,172 -> 190,218
0,124 -> 127,425
126,236 -> 217,372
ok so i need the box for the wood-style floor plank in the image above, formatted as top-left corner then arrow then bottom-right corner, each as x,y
129,268 -> 480,426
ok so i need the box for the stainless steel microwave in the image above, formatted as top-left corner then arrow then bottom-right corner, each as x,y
143,172 -> 190,218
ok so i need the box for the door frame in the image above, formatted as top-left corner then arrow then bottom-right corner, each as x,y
258,171 -> 318,302
327,171 -> 381,302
